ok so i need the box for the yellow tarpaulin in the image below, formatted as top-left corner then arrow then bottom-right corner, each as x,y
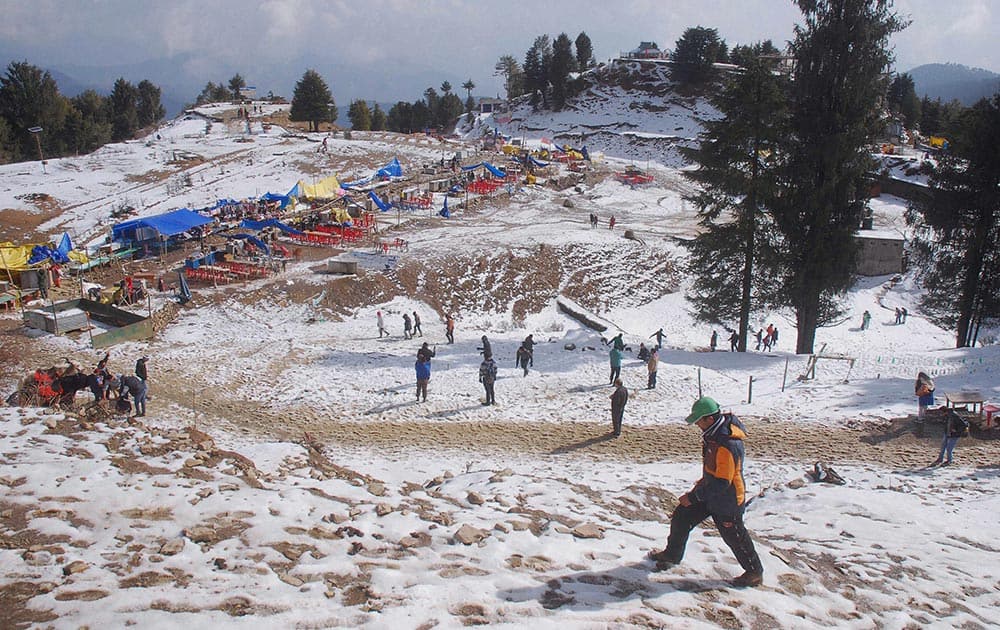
0,242 -> 88,271
296,175 -> 343,199
0,243 -> 39,271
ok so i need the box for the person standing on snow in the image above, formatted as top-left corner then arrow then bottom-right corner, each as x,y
609,332 -> 625,351
478,352 -> 498,405
403,313 -> 413,340
445,313 -> 455,344
117,374 -> 148,418
521,335 -> 535,366
412,311 -> 423,337
415,355 -> 431,402
610,378 -> 629,437
417,342 -> 436,363
915,371 -> 935,421
609,345 -> 623,385
648,396 -> 764,588
931,408 -> 968,466
861,310 -> 871,330
646,347 -> 659,389
710,331 -> 718,352
377,310 -> 388,338
754,328 -> 763,351
729,330 -> 739,352
477,335 -> 492,357
515,345 -> 531,377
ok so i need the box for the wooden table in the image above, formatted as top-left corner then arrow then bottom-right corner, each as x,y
944,391 -> 985,416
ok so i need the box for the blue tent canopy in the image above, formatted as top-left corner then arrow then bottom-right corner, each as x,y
239,218 -> 304,235
368,191 -> 392,212
229,233 -> 270,256
112,209 -> 214,242
28,244 -> 70,265
375,158 -> 403,179
527,155 -> 550,168
460,162 -> 506,178
341,175 -> 374,189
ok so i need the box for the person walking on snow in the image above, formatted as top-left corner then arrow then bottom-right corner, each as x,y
479,352 -> 498,405
650,328 -> 665,350
754,328 -> 763,351
931,408 -> 968,466
861,310 -> 871,330
377,311 -> 388,337
609,346 -> 623,385
412,311 -> 423,336
610,378 -> 629,437
478,335 -> 492,357
609,332 -> 625,351
415,355 -> 431,402
648,396 -> 764,588
521,335 -> 535,366
729,330 -> 739,352
894,307 -> 902,324
771,326 -> 779,348
515,345 -> 531,377
915,371 -> 935,421
416,342 -> 436,363
445,313 -> 455,344
646,347 -> 659,389
608,215 -> 616,230
403,313 -> 413,339
117,374 -> 148,418
901,307 -> 908,323
710,331 -> 718,352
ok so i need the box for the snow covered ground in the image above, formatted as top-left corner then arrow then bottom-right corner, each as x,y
2,96 -> 999,627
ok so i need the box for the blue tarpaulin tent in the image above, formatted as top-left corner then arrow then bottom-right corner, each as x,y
460,162 -> 506,178
239,218 -> 304,235
229,233 -> 270,256
368,191 -> 393,212
439,196 -> 450,218
112,209 -> 214,243
259,192 -> 292,208
527,155 -> 550,168
375,158 -> 403,179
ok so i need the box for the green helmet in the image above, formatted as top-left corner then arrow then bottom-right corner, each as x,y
685,396 -> 720,424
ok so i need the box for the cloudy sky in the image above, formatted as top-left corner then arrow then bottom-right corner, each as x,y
1,0 -> 997,104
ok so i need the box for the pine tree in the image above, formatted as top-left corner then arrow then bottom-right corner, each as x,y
370,103 -> 387,131
681,46 -> 789,351
907,95 -> 1000,347
461,79 -> 476,112
109,77 -> 139,142
524,35 -> 551,108
494,55 -> 523,101
289,69 -> 336,132
348,100 -> 372,130
0,61 -> 68,160
671,27 -> 726,85
575,32 -> 594,69
774,0 -> 905,354
136,80 -> 165,128
549,33 -> 574,111
228,74 -> 246,101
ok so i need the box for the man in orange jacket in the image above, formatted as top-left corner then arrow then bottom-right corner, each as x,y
648,396 -> 764,587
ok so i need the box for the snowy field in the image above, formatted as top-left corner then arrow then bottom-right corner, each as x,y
2,95 -> 999,627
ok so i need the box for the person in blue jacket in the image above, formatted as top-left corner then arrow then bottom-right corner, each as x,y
415,356 -> 431,402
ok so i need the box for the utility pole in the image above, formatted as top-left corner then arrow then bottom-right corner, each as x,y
28,127 -> 46,174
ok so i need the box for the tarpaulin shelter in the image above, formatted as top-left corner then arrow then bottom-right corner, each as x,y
229,233 -> 270,256
439,197 -> 450,218
238,218 -> 304,235
375,158 -> 403,179
112,209 -> 214,246
340,175 -> 373,189
260,192 -> 293,208
460,162 -> 507,178
287,175 -> 344,200
1,232 -> 87,273
368,191 -> 393,213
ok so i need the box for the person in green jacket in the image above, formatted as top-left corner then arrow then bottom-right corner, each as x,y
609,346 -> 623,385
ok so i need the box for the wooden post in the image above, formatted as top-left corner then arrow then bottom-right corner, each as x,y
747,376 -> 754,404
782,357 -> 789,392
85,311 -> 95,348
697,367 -> 702,398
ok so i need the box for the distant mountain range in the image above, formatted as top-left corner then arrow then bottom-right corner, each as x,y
907,63 -> 1000,105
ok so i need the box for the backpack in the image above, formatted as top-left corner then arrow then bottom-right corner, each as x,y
950,412 -> 970,437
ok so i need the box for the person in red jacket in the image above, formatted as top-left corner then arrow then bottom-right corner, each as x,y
648,396 -> 764,587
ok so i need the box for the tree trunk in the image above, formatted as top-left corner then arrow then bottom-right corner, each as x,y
955,222 -> 987,348
795,292 -> 819,355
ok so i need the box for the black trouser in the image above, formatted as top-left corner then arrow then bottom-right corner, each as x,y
663,500 -> 762,575
609,365 -> 621,384
611,407 -> 624,435
414,323 -> 422,336
518,358 -> 529,376
483,380 -> 495,404
647,370 -> 657,389
446,330 -> 454,344
416,379 -> 428,401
